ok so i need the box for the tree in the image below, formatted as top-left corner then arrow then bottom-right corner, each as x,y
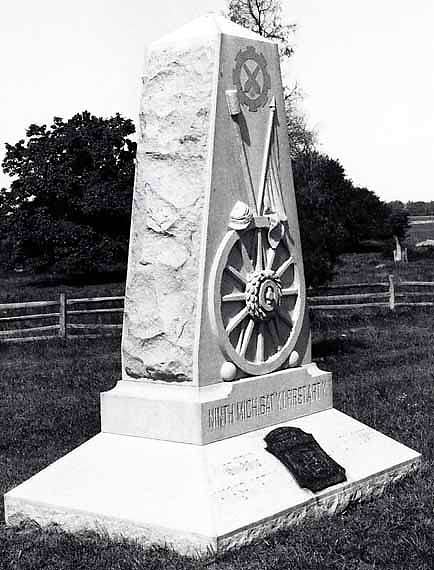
284,86 -> 317,158
227,0 -> 401,286
386,202 -> 409,242
292,152 -> 401,285
228,0 -> 296,57
404,201 -> 434,216
0,111 -> 136,274
292,152 -> 352,286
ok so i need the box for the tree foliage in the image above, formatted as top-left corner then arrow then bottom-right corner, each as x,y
284,87 -> 317,158
1,112 -> 135,274
228,0 -> 406,286
395,201 -> 434,217
292,152 -> 409,286
228,0 -> 296,58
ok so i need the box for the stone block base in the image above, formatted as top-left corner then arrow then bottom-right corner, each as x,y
4,409 -> 420,556
101,364 -> 332,444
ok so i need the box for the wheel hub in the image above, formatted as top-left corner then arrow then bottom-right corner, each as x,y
245,269 -> 282,320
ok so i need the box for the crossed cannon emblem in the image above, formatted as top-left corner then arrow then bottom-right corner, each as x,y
233,46 -> 271,112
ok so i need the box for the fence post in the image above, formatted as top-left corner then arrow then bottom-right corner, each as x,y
388,274 -> 395,311
59,292 -> 67,338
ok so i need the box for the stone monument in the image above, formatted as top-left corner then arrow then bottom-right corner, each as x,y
5,14 -> 421,556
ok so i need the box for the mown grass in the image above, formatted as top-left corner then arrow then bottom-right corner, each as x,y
1,305 -> 434,569
407,220 -> 434,246
0,271 -> 125,304
333,252 -> 434,284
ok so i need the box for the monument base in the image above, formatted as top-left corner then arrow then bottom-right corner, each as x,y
5,408 -> 420,556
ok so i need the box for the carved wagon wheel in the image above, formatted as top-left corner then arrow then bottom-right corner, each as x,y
209,216 -> 306,377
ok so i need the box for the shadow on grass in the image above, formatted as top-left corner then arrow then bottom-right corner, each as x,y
29,269 -> 127,288
312,336 -> 369,358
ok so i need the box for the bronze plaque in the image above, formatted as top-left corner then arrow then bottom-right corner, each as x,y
265,426 -> 346,492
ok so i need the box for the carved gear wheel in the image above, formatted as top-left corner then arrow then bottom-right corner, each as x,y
209,216 -> 306,376
233,46 -> 271,112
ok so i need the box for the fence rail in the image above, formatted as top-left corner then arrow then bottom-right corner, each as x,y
309,275 -> 434,312
0,293 -> 124,343
0,275 -> 433,342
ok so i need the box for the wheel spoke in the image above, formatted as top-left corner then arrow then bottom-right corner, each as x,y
275,256 -> 294,278
226,306 -> 249,334
281,286 -> 298,296
222,291 -> 246,302
240,318 -> 255,356
236,323 -> 245,353
268,318 -> 281,349
266,247 -> 275,271
256,322 -> 265,363
277,306 -> 292,328
256,230 -> 264,271
225,264 -> 246,286
240,239 -> 254,273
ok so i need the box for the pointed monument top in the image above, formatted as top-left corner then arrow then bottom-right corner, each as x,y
151,13 -> 276,50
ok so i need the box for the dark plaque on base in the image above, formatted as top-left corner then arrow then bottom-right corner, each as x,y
265,427 -> 347,492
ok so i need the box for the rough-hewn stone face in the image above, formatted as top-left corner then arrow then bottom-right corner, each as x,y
122,30 -> 218,382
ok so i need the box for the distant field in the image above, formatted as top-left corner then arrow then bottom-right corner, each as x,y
408,215 -> 434,223
329,251 -> 434,285
407,220 -> 434,246
0,271 -> 125,304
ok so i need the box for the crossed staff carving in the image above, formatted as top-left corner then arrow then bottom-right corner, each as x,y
225,90 -> 285,222
243,62 -> 261,96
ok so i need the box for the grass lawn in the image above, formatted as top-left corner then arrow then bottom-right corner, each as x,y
407,220 -> 434,247
1,304 -> 434,569
0,271 -> 126,304
331,252 -> 434,285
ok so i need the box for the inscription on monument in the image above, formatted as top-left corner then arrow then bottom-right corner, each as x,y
212,452 -> 273,504
207,379 -> 329,432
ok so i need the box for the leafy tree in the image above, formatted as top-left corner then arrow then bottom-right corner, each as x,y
385,204 -> 409,242
292,152 -> 401,286
292,152 -> 351,286
228,0 -> 295,57
404,201 -> 434,216
227,0 -> 316,157
227,0 -> 402,286
1,112 -> 136,274
284,87 -> 317,158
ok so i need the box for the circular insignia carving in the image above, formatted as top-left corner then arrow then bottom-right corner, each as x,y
246,269 -> 282,321
232,46 -> 271,112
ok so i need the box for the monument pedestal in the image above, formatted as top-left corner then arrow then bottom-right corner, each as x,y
100,364 -> 332,444
5,408 -> 420,556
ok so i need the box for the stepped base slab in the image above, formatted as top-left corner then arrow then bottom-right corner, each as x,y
4,408 -> 420,556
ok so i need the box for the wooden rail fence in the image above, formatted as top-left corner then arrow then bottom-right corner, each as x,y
0,275 -> 433,342
0,294 -> 124,342
309,275 -> 434,311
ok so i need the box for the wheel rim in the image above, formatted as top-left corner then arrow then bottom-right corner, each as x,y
209,216 -> 306,376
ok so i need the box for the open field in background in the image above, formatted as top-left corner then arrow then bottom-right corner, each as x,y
407,219 -> 434,247
0,271 -> 126,305
1,307 -> 434,569
331,252 -> 434,285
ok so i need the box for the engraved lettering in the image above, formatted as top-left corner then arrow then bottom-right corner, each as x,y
206,379 -> 331,432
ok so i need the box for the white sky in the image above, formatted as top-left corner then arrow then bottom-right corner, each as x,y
0,0 -> 433,202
